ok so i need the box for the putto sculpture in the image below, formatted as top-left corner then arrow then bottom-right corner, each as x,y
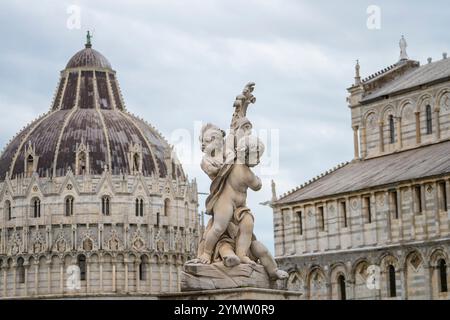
182,83 -> 288,291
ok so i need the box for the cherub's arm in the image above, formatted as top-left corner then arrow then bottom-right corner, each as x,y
201,157 -> 220,180
245,167 -> 262,191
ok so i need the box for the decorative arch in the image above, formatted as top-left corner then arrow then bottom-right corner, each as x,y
380,104 -> 397,120
330,263 -> 348,300
65,195 -> 74,216
287,271 -> 304,292
307,266 -> 328,300
163,198 -> 171,217
404,250 -> 427,299
30,197 -> 41,218
436,88 -> 450,112
4,200 -> 12,221
101,195 -> 111,216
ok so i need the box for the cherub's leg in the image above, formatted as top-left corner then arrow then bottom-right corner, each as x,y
235,214 -> 255,265
199,200 -> 234,264
218,242 -> 240,267
251,240 -> 288,280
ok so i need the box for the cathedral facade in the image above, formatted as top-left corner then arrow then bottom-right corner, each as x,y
272,38 -> 450,300
0,38 -> 200,298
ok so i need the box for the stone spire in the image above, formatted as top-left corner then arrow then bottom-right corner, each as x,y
399,35 -> 408,61
271,179 -> 277,202
354,60 -> 361,85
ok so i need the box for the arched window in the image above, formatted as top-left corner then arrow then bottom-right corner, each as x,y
388,265 -> 397,297
135,198 -> 144,217
426,105 -> 433,135
439,259 -> 448,293
65,196 -> 74,216
32,198 -> 41,218
78,255 -> 86,281
139,256 -> 147,281
5,200 -> 12,221
164,198 -> 170,216
26,154 -> 34,177
78,151 -> 87,174
338,275 -> 346,300
389,115 -> 395,144
17,257 -> 25,284
102,196 -> 110,216
156,212 -> 160,227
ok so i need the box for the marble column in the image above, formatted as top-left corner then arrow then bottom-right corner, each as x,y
415,112 -> 421,144
396,116 -> 402,149
352,125 -> 359,159
434,109 -> 441,140
360,126 -> 367,159
378,122 -> 384,153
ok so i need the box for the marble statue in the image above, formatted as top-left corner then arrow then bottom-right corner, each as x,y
182,83 -> 288,291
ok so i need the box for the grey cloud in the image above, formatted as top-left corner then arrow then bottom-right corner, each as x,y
1,0 -> 449,252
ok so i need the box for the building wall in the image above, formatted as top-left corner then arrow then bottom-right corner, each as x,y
0,172 -> 201,298
278,241 -> 450,300
350,81 -> 450,160
274,175 -> 450,299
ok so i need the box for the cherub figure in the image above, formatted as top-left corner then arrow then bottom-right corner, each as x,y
195,120 -> 287,280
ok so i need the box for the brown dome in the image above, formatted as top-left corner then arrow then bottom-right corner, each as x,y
0,44 -> 184,180
66,47 -> 112,69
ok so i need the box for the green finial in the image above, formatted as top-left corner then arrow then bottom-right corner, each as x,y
85,30 -> 92,48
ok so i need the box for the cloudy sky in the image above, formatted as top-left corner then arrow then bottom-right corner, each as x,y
1,0 -> 449,253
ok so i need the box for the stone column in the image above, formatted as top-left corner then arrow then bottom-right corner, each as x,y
415,112 -> 421,144
112,263 -> 116,292
59,263 -> 64,294
12,263 -> 17,297
352,126 -> 359,159
360,126 -> 367,159
434,182 -> 441,237
34,263 -> 38,295
86,259 -> 90,293
177,265 -> 181,292
446,180 -> 450,214
24,263 -> 29,297
149,263 -> 153,294
435,109 -> 441,140
168,263 -> 172,292
47,259 -> 51,294
159,263 -> 163,291
396,116 -> 402,149
136,260 -> 140,292
124,260 -> 129,293
396,189 -> 403,242
3,268 -> 6,297
99,259 -> 103,292
378,122 -> 384,153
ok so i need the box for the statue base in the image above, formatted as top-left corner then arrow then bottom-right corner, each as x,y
181,262 -> 283,292
160,287 -> 302,300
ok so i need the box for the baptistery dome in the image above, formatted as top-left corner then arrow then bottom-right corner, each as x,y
0,41 -> 179,180
0,36 -> 200,299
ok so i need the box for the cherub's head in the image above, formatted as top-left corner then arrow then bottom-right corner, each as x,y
199,123 -> 225,156
234,117 -> 252,137
236,135 -> 265,167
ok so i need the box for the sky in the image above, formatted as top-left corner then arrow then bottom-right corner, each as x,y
1,0 -> 449,253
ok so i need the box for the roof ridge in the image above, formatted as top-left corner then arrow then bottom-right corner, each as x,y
277,161 -> 350,202
362,63 -> 398,83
